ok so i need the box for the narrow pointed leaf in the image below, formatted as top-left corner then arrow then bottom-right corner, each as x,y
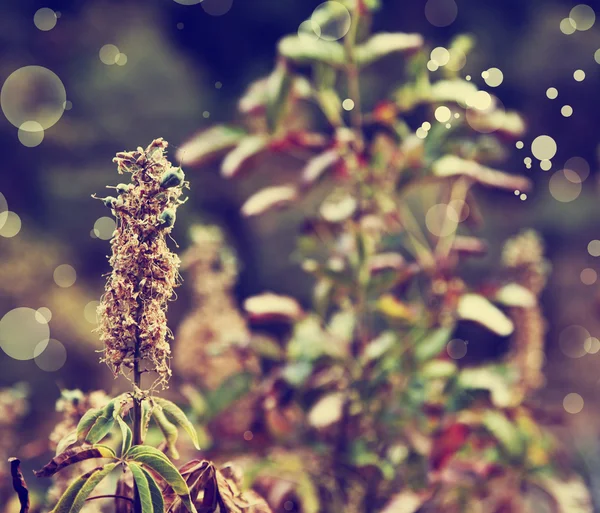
34,445 -> 117,477
76,408 -> 102,441
152,397 -> 201,450
126,445 -> 191,496
301,149 -> 340,185
70,463 -> 118,513
241,185 -> 298,217
414,326 -> 454,362
355,33 -> 424,67
457,293 -> 514,336
128,463 -> 153,513
142,467 -> 165,513
85,399 -> 117,444
278,35 -> 346,67
221,135 -> 269,178
176,125 -> 247,167
116,415 -> 133,456
152,404 -> 180,459
266,60 -> 293,132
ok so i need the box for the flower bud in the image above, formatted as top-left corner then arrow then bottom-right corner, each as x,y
160,208 -> 176,228
160,167 -> 185,189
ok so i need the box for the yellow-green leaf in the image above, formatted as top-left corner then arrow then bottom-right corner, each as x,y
152,397 -> 200,450
129,463 -> 153,513
152,404 -> 180,459
34,445 -> 117,478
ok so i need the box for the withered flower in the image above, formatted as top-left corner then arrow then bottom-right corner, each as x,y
96,138 -> 188,388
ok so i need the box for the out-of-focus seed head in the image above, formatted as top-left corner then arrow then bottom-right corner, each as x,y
96,138 -> 188,389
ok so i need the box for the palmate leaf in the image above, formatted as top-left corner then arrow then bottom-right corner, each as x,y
126,445 -> 197,513
85,398 -> 118,444
34,445 -> 117,478
129,462 -> 166,513
75,408 -> 102,441
152,397 -> 201,450
50,463 -> 118,513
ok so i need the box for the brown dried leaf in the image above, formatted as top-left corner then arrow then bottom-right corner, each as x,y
33,445 -> 116,478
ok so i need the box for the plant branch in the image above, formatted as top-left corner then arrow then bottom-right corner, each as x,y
86,494 -> 135,503
8,457 -> 29,513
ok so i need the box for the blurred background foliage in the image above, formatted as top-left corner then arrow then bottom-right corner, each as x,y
1,0 -> 600,510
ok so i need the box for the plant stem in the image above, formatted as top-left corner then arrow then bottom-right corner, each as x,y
86,495 -> 134,503
132,344 -> 143,513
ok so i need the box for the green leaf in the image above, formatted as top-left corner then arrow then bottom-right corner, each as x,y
85,399 -> 117,444
204,372 -> 253,419
76,408 -> 102,441
51,463 -> 118,513
177,125 -> 247,167
127,446 -> 197,513
116,415 -> 133,456
414,326 -> 453,362
482,410 -> 525,460
34,445 -> 117,478
142,467 -> 165,513
221,135 -> 269,178
152,404 -> 180,459
128,463 -> 153,513
152,397 -> 200,450
278,35 -> 346,67
266,60 -> 293,132
355,33 -> 424,68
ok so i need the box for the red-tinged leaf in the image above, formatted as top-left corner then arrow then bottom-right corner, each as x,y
355,33 -> 424,67
301,149 -> 340,186
221,135 -> 269,178
429,423 -> 471,471
432,155 -> 531,192
241,186 -> 298,217
451,236 -> 488,258
287,131 -> 329,151
176,126 -> 247,167
34,445 -> 117,478
243,293 -> 303,323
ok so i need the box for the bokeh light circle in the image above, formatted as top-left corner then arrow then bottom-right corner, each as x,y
34,338 -> 67,372
588,240 -> 600,257
18,121 -> 44,148
84,300 -> 100,325
35,307 -> 52,324
1,66 -> 66,130
570,4 -> 595,31
94,217 -> 116,240
574,69 -> 586,82
435,106 -> 452,123
99,44 -> 119,65
560,18 -> 577,35
298,20 -> 320,40
424,0 -> 458,27
54,264 -> 76,288
342,98 -> 355,111
581,268 -> 597,285
0,192 -> 8,231
34,8 -> 57,31
0,307 -> 50,361
431,47 -> 450,66
563,393 -> 584,414
172,0 -> 203,5
531,135 -> 557,161
549,170 -> 582,202
0,212 -> 22,238
425,203 -> 459,237
447,339 -> 467,359
564,156 -> 590,182
585,337 -> 600,354
559,324 -> 590,359
561,105 -> 573,117
546,87 -> 558,99
483,67 -> 503,87
311,2 -> 351,42
201,0 -> 233,16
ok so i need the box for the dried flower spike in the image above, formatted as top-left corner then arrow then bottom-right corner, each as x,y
96,138 -> 188,388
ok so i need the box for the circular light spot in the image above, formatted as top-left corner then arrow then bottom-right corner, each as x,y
0,212 -> 21,238
465,75 -> 472,81
447,339 -> 467,359
99,44 -> 119,65
520,193 -> 527,201
311,2 -> 351,41
173,0 -> 202,5
34,339 -> 67,372
483,67 -> 503,87
445,123 -> 451,129
427,60 -> 439,72
588,240 -> 600,257
115,53 -> 128,66
201,0 -> 234,16
549,170 -> 582,202
18,121 -> 44,147
559,324 -> 590,358
546,87 -> 558,99
581,268 -> 597,285
425,203 -> 459,237
416,127 -> 428,139
454,113 -> 460,119
176,22 -> 184,30
215,81 -> 223,89
560,17 -> 577,35
93,217 -> 116,240
298,20 -> 320,40
63,100 -> 72,110
53,264 -> 76,288
516,141 -> 524,149
424,0 -> 458,27
531,135 -> 557,160
561,105 -> 573,117
514,190 -> 520,195
540,159 -> 552,171
0,307 -> 50,361
574,69 -> 586,81
524,157 -> 532,165
466,90 -> 492,111
570,4 -> 595,31
422,121 -> 432,131
342,98 -> 355,111
202,110 -> 210,118
34,8 -> 57,31
84,301 -> 100,324
243,430 -> 253,441
563,393 -> 584,414
585,337 -> 600,354
35,307 -> 52,324
435,106 -> 452,123
1,66 -> 66,130
430,47 -> 450,66
565,156 -> 590,182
